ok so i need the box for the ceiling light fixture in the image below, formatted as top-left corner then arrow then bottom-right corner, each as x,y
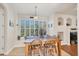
30,6 -> 38,19
34,6 -> 38,19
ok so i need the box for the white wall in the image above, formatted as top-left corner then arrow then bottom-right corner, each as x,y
47,15 -> 57,36
77,4 -> 79,56
0,4 -> 17,54
48,14 -> 77,45
0,8 -> 4,53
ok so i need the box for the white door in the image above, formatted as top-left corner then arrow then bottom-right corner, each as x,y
0,14 -> 4,53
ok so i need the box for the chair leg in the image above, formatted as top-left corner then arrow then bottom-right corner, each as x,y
55,47 -> 57,54
47,49 -> 55,56
32,50 -> 35,56
45,48 -> 47,56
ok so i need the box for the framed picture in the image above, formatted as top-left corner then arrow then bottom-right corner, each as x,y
9,20 -> 14,27
66,18 -> 72,26
58,17 -> 63,26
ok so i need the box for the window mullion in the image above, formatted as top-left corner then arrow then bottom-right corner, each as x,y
34,19 -> 35,36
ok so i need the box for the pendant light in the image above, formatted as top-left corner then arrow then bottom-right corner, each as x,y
30,6 -> 38,19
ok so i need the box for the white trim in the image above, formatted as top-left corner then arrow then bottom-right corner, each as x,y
4,46 -> 15,55
14,44 -> 25,47
4,42 -> 25,55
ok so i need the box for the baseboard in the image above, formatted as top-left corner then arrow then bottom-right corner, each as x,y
4,46 -> 15,55
4,41 -> 25,55
14,44 -> 25,47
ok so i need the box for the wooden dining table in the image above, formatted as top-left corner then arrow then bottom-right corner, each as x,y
24,38 -> 35,56
24,37 -> 61,56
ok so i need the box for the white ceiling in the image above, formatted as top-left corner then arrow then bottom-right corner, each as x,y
7,3 -> 77,17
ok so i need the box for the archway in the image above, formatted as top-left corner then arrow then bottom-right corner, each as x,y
0,4 -> 7,55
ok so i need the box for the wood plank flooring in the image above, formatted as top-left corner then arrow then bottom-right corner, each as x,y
7,47 -> 70,56
61,44 -> 77,56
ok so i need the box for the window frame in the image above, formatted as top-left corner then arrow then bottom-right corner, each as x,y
18,18 -> 47,38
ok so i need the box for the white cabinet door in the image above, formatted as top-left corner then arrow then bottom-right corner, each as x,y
0,14 -> 4,53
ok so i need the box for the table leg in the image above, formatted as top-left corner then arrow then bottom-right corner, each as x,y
25,44 -> 29,56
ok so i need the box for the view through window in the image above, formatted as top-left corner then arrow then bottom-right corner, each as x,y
18,18 -> 47,38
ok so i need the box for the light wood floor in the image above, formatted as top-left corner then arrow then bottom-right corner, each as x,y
61,44 -> 77,56
7,47 -> 70,56
7,44 -> 78,56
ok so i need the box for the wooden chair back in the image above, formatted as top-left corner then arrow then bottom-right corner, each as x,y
31,39 -> 42,49
45,39 -> 56,46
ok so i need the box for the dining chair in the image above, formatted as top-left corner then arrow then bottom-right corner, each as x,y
44,39 -> 57,56
30,39 -> 42,56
